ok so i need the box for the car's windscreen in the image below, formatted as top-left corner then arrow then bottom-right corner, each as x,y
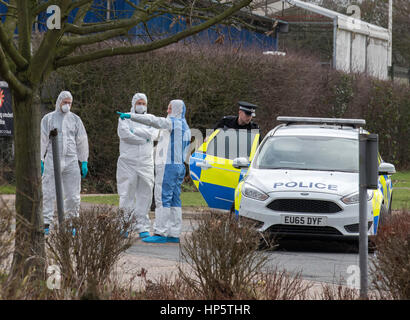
206,129 -> 259,160
254,136 -> 358,172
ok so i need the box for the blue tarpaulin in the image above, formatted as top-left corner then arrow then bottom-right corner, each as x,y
0,0 -> 280,50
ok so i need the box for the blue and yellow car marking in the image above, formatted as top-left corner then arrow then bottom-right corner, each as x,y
189,152 -> 206,189
189,130 -> 260,211
235,180 -> 245,217
372,173 -> 393,233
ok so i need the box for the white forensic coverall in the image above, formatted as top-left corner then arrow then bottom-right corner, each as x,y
41,91 -> 89,226
128,100 -> 191,238
116,93 -> 159,234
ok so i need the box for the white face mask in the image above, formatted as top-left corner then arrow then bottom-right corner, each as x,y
134,105 -> 147,114
61,104 -> 71,113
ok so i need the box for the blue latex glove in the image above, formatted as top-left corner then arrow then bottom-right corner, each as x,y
117,111 -> 130,120
41,160 -> 44,176
81,161 -> 88,179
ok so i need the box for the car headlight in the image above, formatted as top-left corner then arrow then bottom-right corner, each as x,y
341,191 -> 374,205
242,183 -> 269,201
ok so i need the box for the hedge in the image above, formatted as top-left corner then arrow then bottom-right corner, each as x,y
35,43 -> 410,192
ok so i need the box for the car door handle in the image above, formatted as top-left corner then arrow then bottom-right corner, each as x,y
197,161 -> 212,170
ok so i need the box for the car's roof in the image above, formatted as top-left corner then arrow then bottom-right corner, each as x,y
268,124 -> 365,139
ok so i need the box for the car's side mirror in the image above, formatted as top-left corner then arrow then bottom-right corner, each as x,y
233,157 -> 250,169
378,162 -> 396,175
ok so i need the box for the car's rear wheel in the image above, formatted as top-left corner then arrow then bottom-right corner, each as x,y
370,202 -> 391,252
229,202 -> 235,215
378,203 -> 391,229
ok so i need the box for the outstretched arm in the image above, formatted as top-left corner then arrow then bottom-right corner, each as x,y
117,111 -> 172,131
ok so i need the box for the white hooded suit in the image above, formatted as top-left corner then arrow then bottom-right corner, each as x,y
116,93 -> 159,233
41,91 -> 89,226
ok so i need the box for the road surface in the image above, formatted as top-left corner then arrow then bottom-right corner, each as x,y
126,216 -> 371,286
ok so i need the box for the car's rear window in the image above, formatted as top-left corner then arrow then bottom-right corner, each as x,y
254,136 -> 358,172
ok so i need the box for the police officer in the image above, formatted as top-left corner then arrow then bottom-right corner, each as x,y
214,101 -> 259,130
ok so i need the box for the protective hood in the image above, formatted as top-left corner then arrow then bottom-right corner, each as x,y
168,99 -> 186,119
131,93 -> 148,114
55,91 -> 73,112
246,169 -> 359,197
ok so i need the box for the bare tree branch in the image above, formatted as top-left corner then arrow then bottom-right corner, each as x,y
0,46 -> 31,97
33,0 -> 57,16
0,22 -> 29,69
33,0 -> 93,16
3,0 -> 18,38
29,0 -> 71,83
72,1 -> 94,25
0,13 -> 18,19
142,20 -> 155,42
55,0 -> 252,67
0,0 -> 16,8
63,15 -> 147,35
60,27 -> 132,46
16,0 -> 34,60
68,0 -> 99,12
60,0 -> 166,47
124,0 -> 148,13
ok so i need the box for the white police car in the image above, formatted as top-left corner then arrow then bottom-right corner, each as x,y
233,117 -> 396,239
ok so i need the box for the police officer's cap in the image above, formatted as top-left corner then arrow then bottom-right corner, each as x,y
238,101 -> 258,117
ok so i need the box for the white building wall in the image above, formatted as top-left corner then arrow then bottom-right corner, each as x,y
282,0 -> 391,80
335,29 -> 351,73
335,16 -> 389,80
366,37 -> 389,80
350,33 -> 367,74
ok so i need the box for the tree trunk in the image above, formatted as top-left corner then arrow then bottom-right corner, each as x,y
10,88 -> 45,280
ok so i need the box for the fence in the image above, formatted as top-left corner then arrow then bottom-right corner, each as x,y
0,136 -> 14,184
389,64 -> 410,84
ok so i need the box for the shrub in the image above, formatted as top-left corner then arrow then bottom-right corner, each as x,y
251,267 -> 313,300
126,211 -> 312,300
0,200 -> 50,300
0,200 -> 13,269
46,206 -> 136,299
0,200 -> 14,298
370,210 -> 410,299
178,212 -> 271,299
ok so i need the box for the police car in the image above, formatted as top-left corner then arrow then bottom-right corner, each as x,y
232,117 -> 396,239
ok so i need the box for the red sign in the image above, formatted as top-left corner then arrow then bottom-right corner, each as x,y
0,89 -> 4,108
0,85 -> 13,136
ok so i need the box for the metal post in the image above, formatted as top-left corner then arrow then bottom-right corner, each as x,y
50,129 -> 64,225
332,18 -> 337,69
359,132 -> 368,299
388,0 -> 393,68
390,63 -> 394,81
408,67 -> 410,84
107,0 -> 111,21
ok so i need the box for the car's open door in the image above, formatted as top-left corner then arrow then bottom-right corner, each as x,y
189,129 -> 260,210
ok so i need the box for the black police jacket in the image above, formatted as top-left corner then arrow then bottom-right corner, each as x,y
214,116 -> 260,130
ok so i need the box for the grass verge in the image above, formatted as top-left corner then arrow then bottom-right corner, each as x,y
0,184 -> 15,194
81,192 -> 207,208
391,171 -> 410,210
1,171 -> 408,209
